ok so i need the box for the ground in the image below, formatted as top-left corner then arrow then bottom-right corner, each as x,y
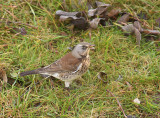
0,0 -> 160,117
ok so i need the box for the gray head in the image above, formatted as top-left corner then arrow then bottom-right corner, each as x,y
72,42 -> 95,58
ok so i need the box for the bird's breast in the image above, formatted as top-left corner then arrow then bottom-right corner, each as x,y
75,57 -> 90,75
58,57 -> 90,81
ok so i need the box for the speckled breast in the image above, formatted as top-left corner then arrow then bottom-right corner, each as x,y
60,57 -> 90,81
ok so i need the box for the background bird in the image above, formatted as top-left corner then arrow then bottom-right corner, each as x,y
20,42 -> 95,88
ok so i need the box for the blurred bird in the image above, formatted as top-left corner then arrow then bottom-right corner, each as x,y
20,42 -> 95,88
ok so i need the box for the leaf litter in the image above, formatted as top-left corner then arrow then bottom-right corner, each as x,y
0,67 -> 8,89
55,1 -> 160,46
1,0 -> 159,117
97,72 -> 108,83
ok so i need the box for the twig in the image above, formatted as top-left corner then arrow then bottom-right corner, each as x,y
106,89 -> 127,118
130,14 -> 150,29
4,9 -> 19,20
0,18 -> 37,29
0,44 -> 8,48
89,29 -> 92,40
14,22 -> 38,29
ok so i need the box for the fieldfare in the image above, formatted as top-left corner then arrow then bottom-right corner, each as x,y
20,42 -> 95,88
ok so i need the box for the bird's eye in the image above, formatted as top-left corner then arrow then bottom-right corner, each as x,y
82,45 -> 87,50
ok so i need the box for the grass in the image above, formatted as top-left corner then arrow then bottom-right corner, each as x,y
0,0 -> 160,117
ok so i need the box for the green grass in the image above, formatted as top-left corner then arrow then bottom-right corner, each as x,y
0,0 -> 160,117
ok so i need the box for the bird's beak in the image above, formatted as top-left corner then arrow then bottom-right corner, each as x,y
89,44 -> 95,50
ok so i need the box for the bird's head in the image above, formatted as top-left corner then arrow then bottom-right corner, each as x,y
72,42 -> 95,58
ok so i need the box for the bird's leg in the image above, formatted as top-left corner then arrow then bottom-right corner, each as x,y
64,81 -> 71,91
64,81 -> 71,88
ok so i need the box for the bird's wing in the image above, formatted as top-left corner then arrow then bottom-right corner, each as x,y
38,52 -> 82,75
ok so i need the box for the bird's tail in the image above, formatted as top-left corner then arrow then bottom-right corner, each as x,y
20,70 -> 38,76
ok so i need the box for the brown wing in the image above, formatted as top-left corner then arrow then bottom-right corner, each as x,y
37,52 -> 82,75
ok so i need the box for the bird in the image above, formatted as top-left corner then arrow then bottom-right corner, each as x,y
20,42 -> 95,88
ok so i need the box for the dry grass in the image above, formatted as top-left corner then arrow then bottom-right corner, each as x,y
0,0 -> 160,117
